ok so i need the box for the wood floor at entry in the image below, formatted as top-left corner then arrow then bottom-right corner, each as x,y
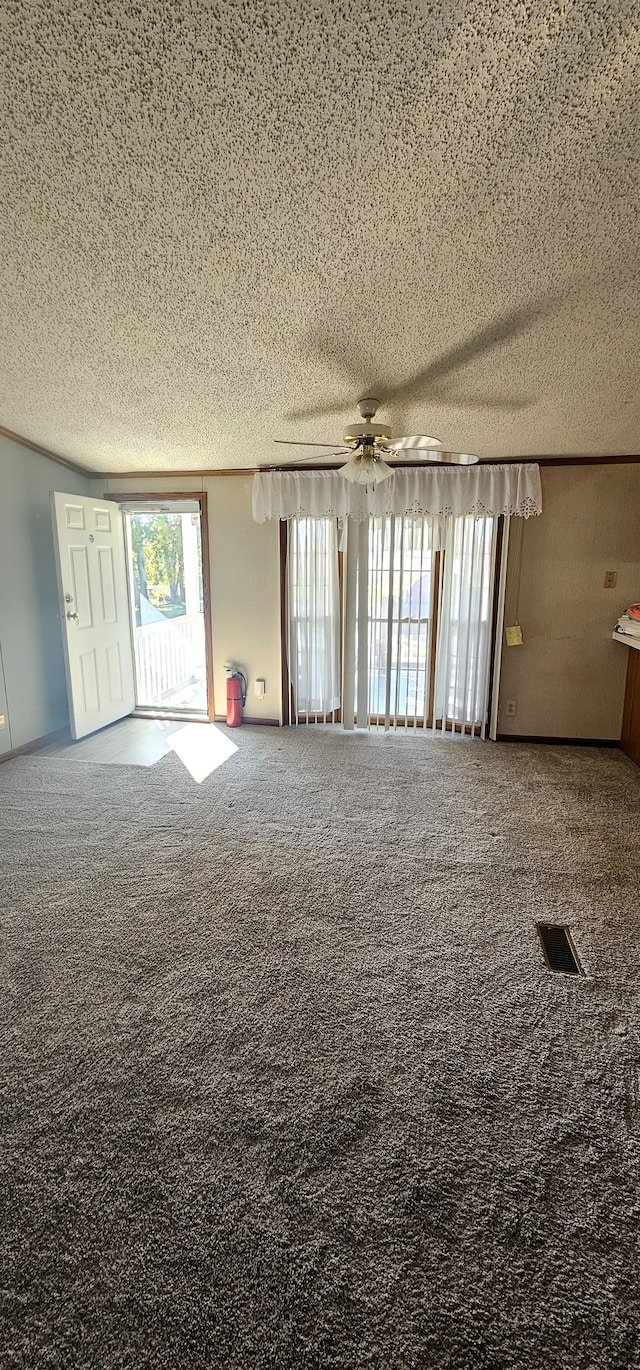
34,717 -> 187,765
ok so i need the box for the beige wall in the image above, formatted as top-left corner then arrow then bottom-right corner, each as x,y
98,463 -> 640,740
95,474 -> 282,723
204,475 -> 281,723
498,464 -> 640,739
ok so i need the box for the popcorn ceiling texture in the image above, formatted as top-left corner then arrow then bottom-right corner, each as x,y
1,1 -> 639,472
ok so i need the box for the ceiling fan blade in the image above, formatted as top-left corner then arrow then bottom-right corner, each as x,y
258,456 -> 347,471
388,449 -> 479,465
274,439 -> 342,448
389,434 -> 443,451
285,451 -> 348,464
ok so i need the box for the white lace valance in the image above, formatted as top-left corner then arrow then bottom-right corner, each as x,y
252,463 -> 542,522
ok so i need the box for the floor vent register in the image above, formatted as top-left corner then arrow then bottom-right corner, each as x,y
536,923 -> 583,976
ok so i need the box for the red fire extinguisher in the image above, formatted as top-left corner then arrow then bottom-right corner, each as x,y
226,667 -> 247,727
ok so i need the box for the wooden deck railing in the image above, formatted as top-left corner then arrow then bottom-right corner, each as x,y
134,613 -> 205,704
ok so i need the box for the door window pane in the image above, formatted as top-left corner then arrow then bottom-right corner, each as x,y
125,508 -> 207,714
364,516 -> 436,725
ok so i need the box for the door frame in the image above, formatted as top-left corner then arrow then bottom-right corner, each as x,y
108,491 -> 215,722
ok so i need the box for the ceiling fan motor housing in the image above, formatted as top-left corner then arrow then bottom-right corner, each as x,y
343,420 -> 392,448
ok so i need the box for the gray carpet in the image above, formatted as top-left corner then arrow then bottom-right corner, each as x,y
2,726 -> 640,1369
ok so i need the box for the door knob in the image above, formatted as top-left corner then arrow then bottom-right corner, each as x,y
66,611 -> 79,622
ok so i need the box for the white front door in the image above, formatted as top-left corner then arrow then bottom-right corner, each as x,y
52,492 -> 135,739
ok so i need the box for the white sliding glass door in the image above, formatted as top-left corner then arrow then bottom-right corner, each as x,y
286,512 -> 499,737
362,516 -> 437,729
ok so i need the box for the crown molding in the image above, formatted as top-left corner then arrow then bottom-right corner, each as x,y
3,426 -> 639,483
0,425 -> 97,479
98,467 -> 259,479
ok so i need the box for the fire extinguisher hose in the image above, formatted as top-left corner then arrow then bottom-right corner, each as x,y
235,671 -> 247,705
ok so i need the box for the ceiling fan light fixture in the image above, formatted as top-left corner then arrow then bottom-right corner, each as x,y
338,453 -> 393,487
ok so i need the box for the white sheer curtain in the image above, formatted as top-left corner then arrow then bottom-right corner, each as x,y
284,505 -> 523,738
286,518 -> 340,722
433,515 -> 498,736
342,514 -> 438,732
343,513 -> 500,736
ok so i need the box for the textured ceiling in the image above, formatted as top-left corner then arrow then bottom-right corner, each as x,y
1,0 -> 639,473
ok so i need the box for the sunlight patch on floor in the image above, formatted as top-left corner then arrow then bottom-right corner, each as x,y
166,722 -> 239,782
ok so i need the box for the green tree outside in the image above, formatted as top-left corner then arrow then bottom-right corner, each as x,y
130,514 -> 185,622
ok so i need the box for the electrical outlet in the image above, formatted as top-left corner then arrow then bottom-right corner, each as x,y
604,571 -> 617,589
255,678 -> 265,698
505,699 -> 517,717
0,714 -> 5,729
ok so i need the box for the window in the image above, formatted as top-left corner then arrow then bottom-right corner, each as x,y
286,518 -> 340,721
287,512 -> 498,736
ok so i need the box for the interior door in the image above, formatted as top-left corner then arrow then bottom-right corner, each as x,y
52,492 -> 135,739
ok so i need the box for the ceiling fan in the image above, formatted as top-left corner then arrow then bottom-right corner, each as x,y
270,293 -> 564,483
273,396 -> 479,486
